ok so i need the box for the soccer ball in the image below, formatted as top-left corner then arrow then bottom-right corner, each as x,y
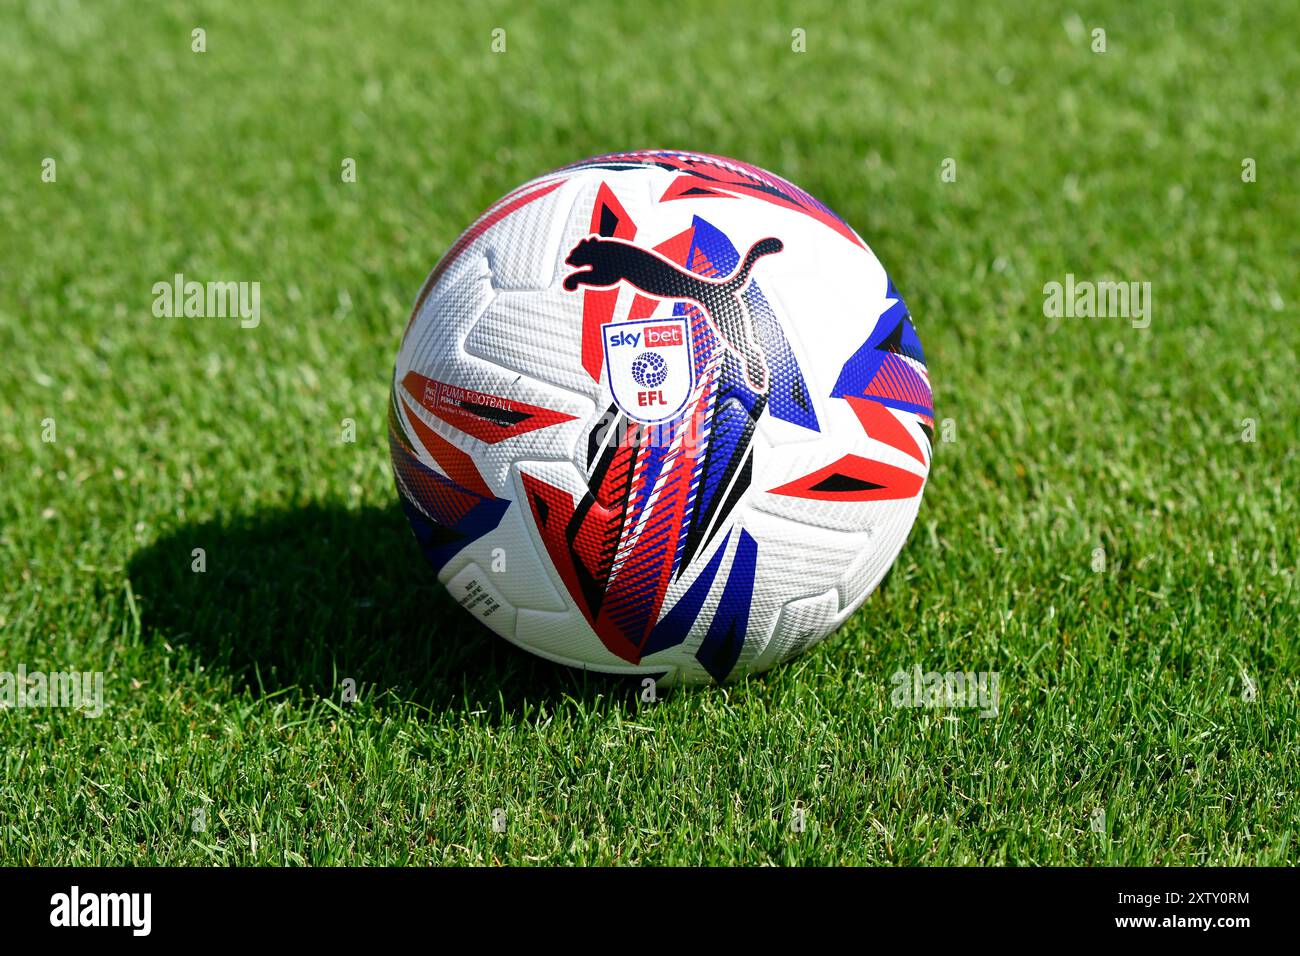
389,150 -> 932,685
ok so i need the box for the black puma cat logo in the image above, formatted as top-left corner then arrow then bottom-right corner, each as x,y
563,235 -> 784,391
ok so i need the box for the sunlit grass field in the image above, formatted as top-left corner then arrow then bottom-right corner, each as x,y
1,0 -> 1296,864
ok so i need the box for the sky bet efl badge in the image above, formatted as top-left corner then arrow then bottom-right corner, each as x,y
601,316 -> 694,423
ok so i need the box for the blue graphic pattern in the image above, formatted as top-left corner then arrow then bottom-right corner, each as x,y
694,529 -> 758,682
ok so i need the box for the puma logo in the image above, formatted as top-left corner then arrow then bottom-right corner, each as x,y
563,235 -> 784,391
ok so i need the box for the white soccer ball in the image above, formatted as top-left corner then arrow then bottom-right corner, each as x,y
390,150 -> 932,685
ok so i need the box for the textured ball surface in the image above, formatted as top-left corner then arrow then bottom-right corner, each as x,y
389,150 -> 933,685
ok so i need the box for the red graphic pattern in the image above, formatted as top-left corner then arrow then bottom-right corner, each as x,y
860,352 -> 932,412
567,150 -> 865,252
522,407 -> 707,664
580,183 -> 637,381
845,396 -> 926,465
767,454 -> 925,502
389,409 -> 484,528
401,371 -> 575,444
398,396 -> 494,498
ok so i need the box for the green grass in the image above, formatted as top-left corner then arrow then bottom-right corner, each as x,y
1,0 -> 1297,865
